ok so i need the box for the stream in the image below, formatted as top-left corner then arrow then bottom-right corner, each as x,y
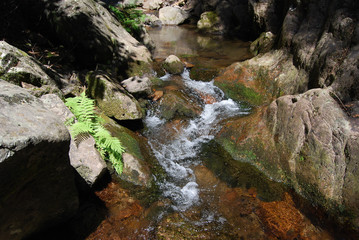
87,26 -> 336,239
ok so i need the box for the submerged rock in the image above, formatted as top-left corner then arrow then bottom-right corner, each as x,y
159,6 -> 189,25
0,80 -> 78,240
0,41 -> 60,97
86,71 -> 143,121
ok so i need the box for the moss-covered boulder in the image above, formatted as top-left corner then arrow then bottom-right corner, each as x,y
197,11 -> 224,35
214,50 -> 308,106
0,41 -> 61,97
86,71 -> 143,121
162,55 -> 185,75
216,89 -> 359,230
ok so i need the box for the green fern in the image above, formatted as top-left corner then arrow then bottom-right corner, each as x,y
65,92 -> 125,174
109,4 -> 146,35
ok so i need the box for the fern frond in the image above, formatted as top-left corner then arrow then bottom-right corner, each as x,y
69,121 -> 93,138
109,152 -> 123,174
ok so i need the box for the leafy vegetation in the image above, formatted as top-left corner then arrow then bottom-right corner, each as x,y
108,4 -> 147,35
65,92 -> 125,174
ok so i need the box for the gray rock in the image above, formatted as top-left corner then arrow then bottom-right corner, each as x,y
145,14 -> 163,27
86,71 -> 143,120
159,6 -> 189,25
119,0 -> 144,7
40,94 -> 107,186
0,80 -> 78,240
69,137 -> 107,186
0,41 -> 60,97
122,76 -> 152,97
143,0 -> 163,10
162,55 -> 185,75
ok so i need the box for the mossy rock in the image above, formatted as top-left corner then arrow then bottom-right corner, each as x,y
197,11 -> 223,34
86,71 -> 143,120
162,55 -> 185,75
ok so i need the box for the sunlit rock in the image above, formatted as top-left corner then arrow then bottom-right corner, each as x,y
159,6 -> 189,25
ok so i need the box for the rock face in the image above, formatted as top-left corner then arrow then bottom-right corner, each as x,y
0,41 -> 60,96
21,0 -> 151,73
250,31 -> 276,56
86,71 -> 143,121
159,6 -> 189,25
216,89 -> 359,229
0,80 -> 78,240
162,55 -> 185,75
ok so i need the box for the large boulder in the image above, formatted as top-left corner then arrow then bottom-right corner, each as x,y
159,6 -> 189,25
86,71 -> 143,121
0,41 -> 61,97
21,0 -> 151,75
0,80 -> 78,240
216,89 -> 359,229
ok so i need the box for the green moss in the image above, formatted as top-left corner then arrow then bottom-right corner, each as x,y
215,81 -> 263,106
126,61 -> 153,77
86,71 -> 106,99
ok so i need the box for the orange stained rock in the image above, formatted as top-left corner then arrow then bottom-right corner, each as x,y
151,90 -> 163,101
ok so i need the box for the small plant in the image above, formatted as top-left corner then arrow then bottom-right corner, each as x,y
109,4 -> 147,35
65,92 -> 125,174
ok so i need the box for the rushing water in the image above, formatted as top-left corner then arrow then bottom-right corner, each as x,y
144,69 -> 250,212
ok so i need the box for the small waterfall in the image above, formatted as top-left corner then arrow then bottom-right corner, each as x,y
144,69 -> 250,212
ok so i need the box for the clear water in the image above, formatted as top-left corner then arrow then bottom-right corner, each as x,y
144,69 -> 250,212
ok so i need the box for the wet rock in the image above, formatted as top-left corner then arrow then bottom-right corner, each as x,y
0,41 -> 60,97
248,0 -> 281,35
158,89 -> 202,120
197,11 -> 224,34
250,31 -> 276,56
86,71 -> 143,121
121,76 -> 152,98
22,0 -> 151,74
0,80 -> 78,240
162,55 -> 185,75
214,50 -> 308,106
121,152 -> 152,187
103,116 -> 154,188
159,6 -> 189,25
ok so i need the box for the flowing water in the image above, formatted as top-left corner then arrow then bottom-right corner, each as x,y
86,26 -> 338,239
